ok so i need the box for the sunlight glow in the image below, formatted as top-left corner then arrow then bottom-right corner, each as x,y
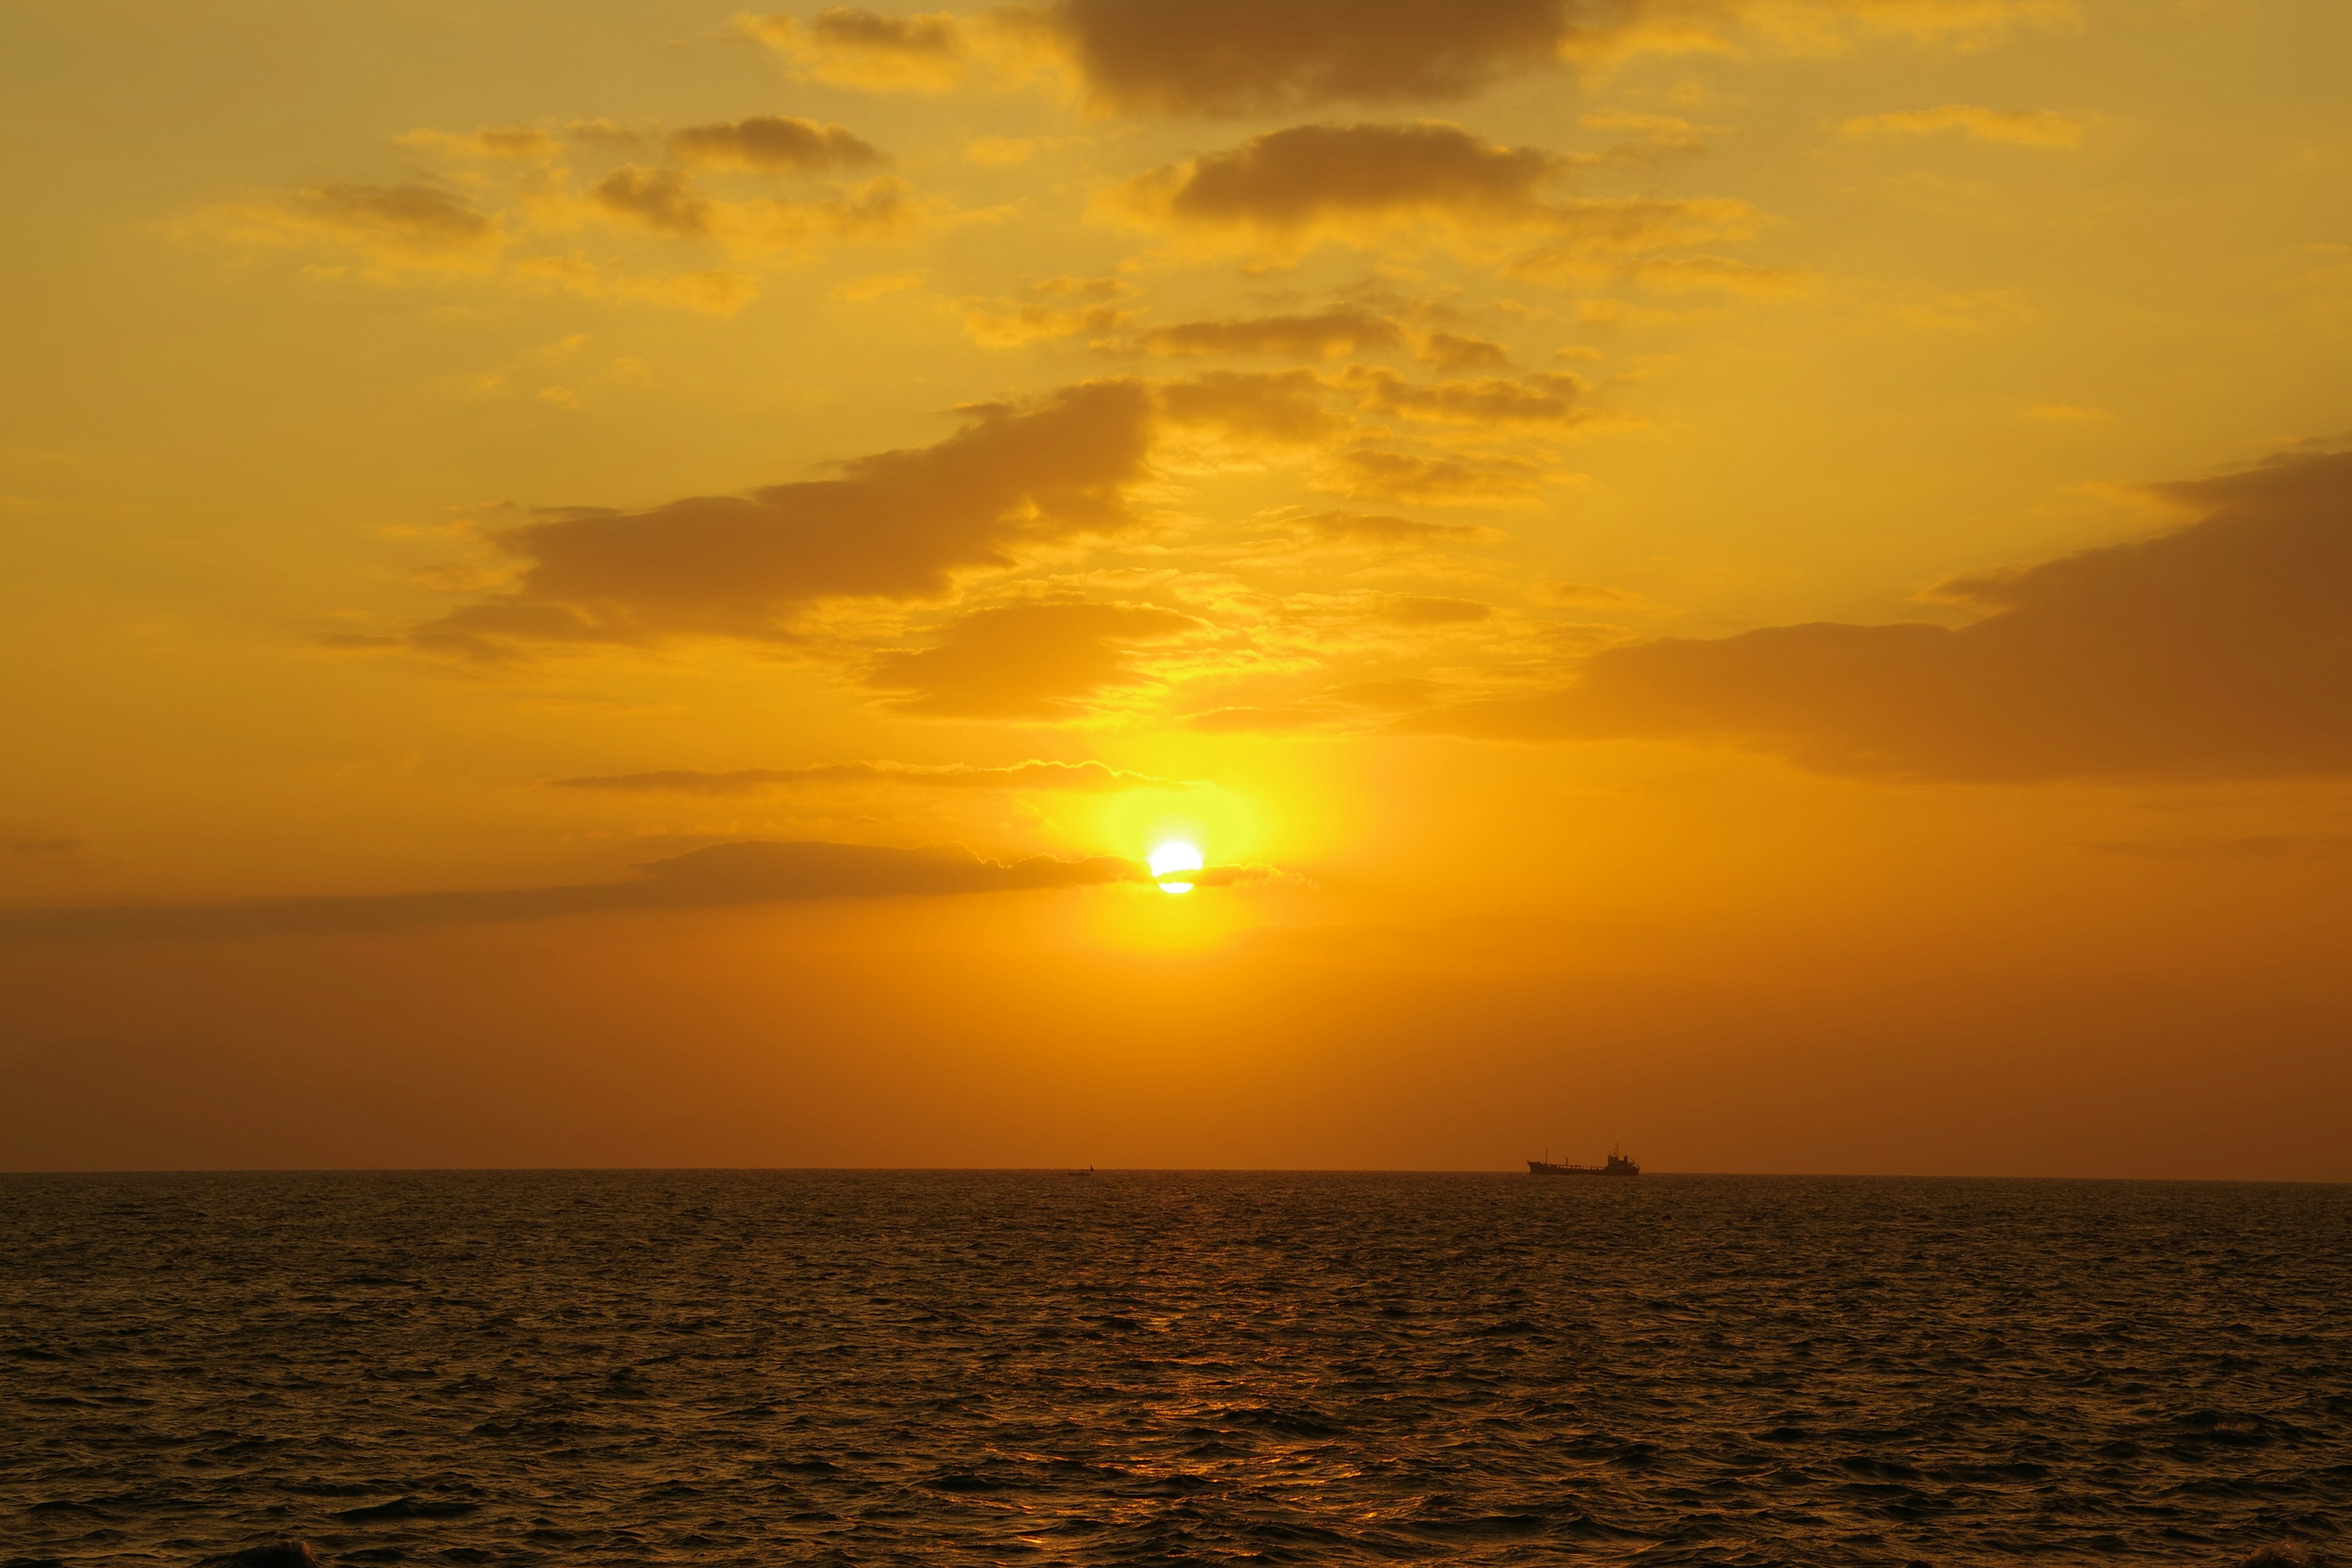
1148,839 -> 1205,895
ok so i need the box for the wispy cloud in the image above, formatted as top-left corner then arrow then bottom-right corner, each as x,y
549,760 -> 1194,794
1836,104 -> 2098,148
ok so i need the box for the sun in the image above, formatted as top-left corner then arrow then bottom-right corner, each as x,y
1148,839 -> 1205,895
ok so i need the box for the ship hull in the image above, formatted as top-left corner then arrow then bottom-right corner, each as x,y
1526,1159 -> 1640,1176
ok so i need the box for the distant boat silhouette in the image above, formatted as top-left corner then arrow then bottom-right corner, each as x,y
1526,1146 -> 1639,1176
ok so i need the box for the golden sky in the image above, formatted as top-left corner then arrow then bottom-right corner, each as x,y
3,0 -> 2348,1175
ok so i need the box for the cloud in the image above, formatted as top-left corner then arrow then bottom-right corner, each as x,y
668,116 -> 885,172
508,254 -> 761,314
1409,448 -> 2352,782
835,269 -> 928,300
549,759 -> 1190,793
965,136 -> 1039,165
1836,104 -> 2098,148
391,380 -> 1157,657
1292,510 -> 1502,548
369,366 -> 1568,659
200,179 -> 764,313
373,339 -> 1619,668
0,840 -> 1152,944
1316,447 -> 1551,505
1532,579 -> 1653,608
1611,255 -> 1816,296
1723,0 -> 2078,55
1339,365 -> 1589,426
961,276 -> 1136,346
1038,0 -> 2074,115
1044,0 -> 1575,115
749,1 -> 2075,117
1416,331 -> 1510,372
590,167 -> 913,249
1581,110 -> 1708,154
396,120 -> 662,160
1188,704 -> 1331,733
1176,861 -> 1316,889
1185,675 -> 1452,733
1329,677 -> 1450,710
1504,207 -> 1764,284
202,182 -> 502,270
740,9 -> 979,90
867,601 -> 1202,717
396,124 -> 565,161
1126,307 -> 1405,359
595,167 -> 717,236
1160,368 -> 1348,448
1115,120 -> 1558,243
1110,121 -> 1758,272
1376,593 -> 1494,625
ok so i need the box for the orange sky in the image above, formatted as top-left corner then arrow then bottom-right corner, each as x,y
2,0 -> 2348,1177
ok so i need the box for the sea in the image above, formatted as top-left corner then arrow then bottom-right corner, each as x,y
1,1172 -> 2345,1567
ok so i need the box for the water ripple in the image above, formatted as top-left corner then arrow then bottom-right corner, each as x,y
1,1172 -> 2345,1566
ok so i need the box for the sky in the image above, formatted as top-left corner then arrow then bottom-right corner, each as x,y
2,0 -> 2348,1177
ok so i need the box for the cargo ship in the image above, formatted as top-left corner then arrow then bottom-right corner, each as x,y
1526,1148 -> 1639,1176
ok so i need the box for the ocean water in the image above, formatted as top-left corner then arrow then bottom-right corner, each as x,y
1,1172 -> 2345,1567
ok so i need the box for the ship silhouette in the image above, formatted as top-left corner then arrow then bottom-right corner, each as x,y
1526,1145 -> 1639,1176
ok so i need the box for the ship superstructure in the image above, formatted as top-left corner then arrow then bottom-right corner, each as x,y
1526,1148 -> 1639,1176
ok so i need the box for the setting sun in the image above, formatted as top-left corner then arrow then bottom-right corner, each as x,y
1148,840 -> 1205,895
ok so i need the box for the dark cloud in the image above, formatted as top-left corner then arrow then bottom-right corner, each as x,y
1411,449 -> 2352,782
595,167 -> 716,236
1416,331 -> 1510,372
0,840 -> 1148,944
374,367 -> 1562,664
1114,122 -> 1754,271
668,116 -> 884,172
1160,368 -> 1347,447
753,1 -> 2076,113
1041,0 -> 2077,115
395,381 -> 1156,657
1042,0 -> 1576,115
549,760 -> 1189,793
1127,307 -> 1405,358
303,183 -> 497,249
867,601 -> 1201,718
1126,121 -> 1561,236
1340,365 -> 1588,426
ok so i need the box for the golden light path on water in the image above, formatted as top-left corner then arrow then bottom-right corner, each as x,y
1148,840 -> 1205,895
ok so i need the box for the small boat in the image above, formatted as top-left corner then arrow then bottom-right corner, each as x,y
1526,1147 -> 1639,1176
